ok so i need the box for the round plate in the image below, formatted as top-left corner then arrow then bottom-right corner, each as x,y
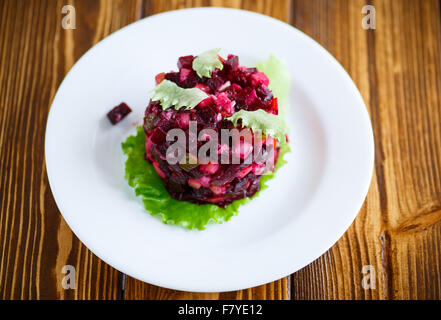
45,8 -> 374,292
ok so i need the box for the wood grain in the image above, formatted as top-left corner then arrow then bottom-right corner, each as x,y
0,0 -> 142,299
290,0 -> 384,300
290,0 -> 441,299
373,0 -> 441,299
1,0 -> 440,300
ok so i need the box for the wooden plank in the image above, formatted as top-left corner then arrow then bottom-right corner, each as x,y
124,0 -> 292,300
0,0 -> 142,299
372,0 -> 441,299
290,0 -> 441,299
125,280 -> 289,300
144,0 -> 291,22
289,0 -> 382,300
3,0 -> 438,300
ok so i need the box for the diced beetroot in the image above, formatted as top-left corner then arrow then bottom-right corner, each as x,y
217,81 -> 231,92
252,164 -> 266,176
237,165 -> 253,178
256,83 -> 273,102
268,98 -> 279,115
195,83 -> 212,94
214,92 -> 233,114
250,72 -> 270,87
231,69 -> 248,87
206,71 -> 225,91
107,102 -> 132,125
180,70 -> 198,88
244,67 -> 258,75
163,111 -> 173,120
145,137 -> 154,162
177,55 -> 194,69
270,97 -> 278,113
164,72 -> 180,85
145,136 -> 152,154
206,196 -> 226,203
225,54 -> 239,72
180,68 -> 192,82
188,179 -> 201,189
198,104 -> 217,124
150,127 -> 167,144
176,112 -> 190,129
188,176 -> 211,189
153,161 -> 166,179
232,83 -> 242,91
210,185 -> 226,195
200,163 -> 219,174
155,72 -> 166,84
210,166 -> 237,186
198,96 -> 213,108
199,176 -> 211,188
246,89 -> 258,107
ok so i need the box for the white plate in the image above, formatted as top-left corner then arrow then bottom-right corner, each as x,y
45,8 -> 374,292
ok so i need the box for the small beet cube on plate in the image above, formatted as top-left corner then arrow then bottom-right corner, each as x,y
107,102 -> 132,125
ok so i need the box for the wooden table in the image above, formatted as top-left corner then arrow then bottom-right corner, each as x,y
1,0 -> 440,300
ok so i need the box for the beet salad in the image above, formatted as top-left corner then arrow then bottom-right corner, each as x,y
121,49 -> 290,229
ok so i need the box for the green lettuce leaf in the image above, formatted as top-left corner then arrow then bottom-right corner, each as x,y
122,126 -> 290,230
192,48 -> 224,78
226,109 -> 288,144
152,80 -> 208,110
256,55 -> 291,119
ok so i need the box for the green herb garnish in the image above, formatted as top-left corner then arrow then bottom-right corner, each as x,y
192,48 -> 224,78
152,80 -> 208,110
226,109 -> 288,144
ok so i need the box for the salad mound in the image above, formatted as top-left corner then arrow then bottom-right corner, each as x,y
143,52 -> 284,207
122,49 -> 290,229
122,126 -> 289,230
